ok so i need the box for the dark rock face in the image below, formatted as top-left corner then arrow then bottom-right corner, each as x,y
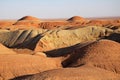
104,33 -> 120,43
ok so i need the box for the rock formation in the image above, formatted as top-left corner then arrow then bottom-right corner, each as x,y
35,26 -> 113,54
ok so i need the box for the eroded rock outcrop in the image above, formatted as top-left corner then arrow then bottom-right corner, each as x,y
0,26 -> 118,53
0,29 -> 47,49
35,26 -> 113,53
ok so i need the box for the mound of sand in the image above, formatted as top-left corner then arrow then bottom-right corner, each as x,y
14,65 -> 120,80
18,16 -> 40,21
0,54 -> 61,80
62,40 -> 120,74
0,43 -> 16,54
13,16 -> 41,27
67,16 -> 86,22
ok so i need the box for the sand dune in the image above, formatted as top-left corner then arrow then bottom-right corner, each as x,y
18,16 -> 40,21
0,54 -> 61,80
67,16 -> 86,22
13,65 -> 120,80
62,40 -> 120,73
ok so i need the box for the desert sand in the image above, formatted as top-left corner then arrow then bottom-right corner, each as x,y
0,16 -> 120,80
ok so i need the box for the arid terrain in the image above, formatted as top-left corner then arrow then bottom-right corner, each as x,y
0,16 -> 120,80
